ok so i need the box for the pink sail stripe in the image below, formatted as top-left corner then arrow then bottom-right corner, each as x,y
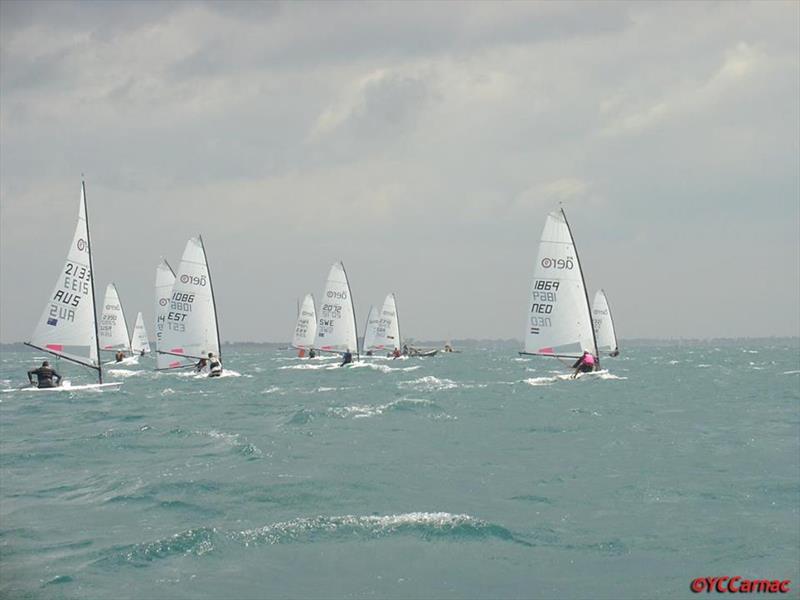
538,347 -> 555,354
170,348 -> 184,353
46,344 -> 64,351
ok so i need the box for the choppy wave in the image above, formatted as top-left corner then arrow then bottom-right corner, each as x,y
93,512 -> 529,567
398,376 -> 458,391
349,362 -> 421,374
329,398 -> 445,419
106,369 -> 145,378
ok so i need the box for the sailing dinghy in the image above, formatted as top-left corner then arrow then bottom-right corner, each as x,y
18,181 -> 121,392
364,294 -> 404,355
292,293 -> 317,357
521,208 -> 599,372
362,305 -> 380,354
157,237 -> 222,373
592,289 -> 619,357
100,282 -> 136,363
131,312 -> 151,356
313,262 -> 359,358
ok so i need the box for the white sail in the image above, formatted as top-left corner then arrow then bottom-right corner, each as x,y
99,283 -> 131,353
592,289 -> 619,355
292,294 -> 317,349
374,293 -> 401,351
28,182 -> 100,372
362,305 -> 380,352
523,209 -> 597,358
154,258 -> 189,369
158,237 -> 221,362
314,262 -> 358,354
131,312 -> 151,355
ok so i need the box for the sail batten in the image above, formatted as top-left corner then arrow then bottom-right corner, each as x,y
524,209 -> 596,359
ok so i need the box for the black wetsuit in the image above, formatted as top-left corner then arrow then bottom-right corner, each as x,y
28,366 -> 62,388
308,349 -> 316,358
340,351 -> 353,367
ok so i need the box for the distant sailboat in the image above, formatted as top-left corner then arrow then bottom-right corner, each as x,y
313,262 -> 358,357
364,294 -> 401,353
157,237 -> 221,371
362,305 -> 380,353
592,289 -> 619,357
23,181 -> 119,390
292,293 -> 317,355
521,209 -> 598,368
99,283 -> 132,355
131,312 -> 151,356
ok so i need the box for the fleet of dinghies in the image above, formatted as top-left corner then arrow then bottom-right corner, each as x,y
14,180 -> 621,390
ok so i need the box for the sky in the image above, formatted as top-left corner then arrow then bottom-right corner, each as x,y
1,0 -> 798,343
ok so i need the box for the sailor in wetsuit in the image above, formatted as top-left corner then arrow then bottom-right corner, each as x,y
572,351 -> 598,378
308,348 -> 316,359
28,360 -> 62,388
207,352 -> 222,377
340,349 -> 353,367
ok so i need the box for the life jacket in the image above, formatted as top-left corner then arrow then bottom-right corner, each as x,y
209,359 -> 222,373
583,353 -> 595,366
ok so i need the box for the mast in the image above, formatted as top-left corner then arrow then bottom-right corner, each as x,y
561,208 -> 598,363
83,179 -> 103,384
340,261 -> 359,360
199,235 -> 222,362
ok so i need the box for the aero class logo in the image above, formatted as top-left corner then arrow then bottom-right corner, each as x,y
77,238 -> 87,251
540,257 -> 574,270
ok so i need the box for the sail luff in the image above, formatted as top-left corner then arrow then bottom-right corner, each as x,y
560,208 -> 598,360
83,180 -> 102,383
199,235 -> 222,362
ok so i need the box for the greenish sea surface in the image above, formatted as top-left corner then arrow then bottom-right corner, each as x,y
1,339 -> 798,599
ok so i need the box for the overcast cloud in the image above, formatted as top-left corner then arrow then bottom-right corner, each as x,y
1,0 -> 798,342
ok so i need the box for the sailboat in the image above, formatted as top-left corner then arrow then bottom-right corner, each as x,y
313,262 -> 358,357
521,208 -> 599,371
362,305 -> 380,354
364,293 -> 408,354
131,312 -> 151,356
157,237 -> 221,373
592,289 -> 619,357
292,293 -> 317,356
20,181 -> 121,391
99,282 -> 134,363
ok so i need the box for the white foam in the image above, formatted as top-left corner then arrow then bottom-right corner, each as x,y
783,370 -> 800,375
350,362 -> 421,374
330,398 -> 436,419
523,376 -> 556,386
106,369 -> 145,378
398,376 -> 458,391
261,386 -> 282,394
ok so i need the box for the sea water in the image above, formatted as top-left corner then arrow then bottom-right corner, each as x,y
1,340 -> 798,599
